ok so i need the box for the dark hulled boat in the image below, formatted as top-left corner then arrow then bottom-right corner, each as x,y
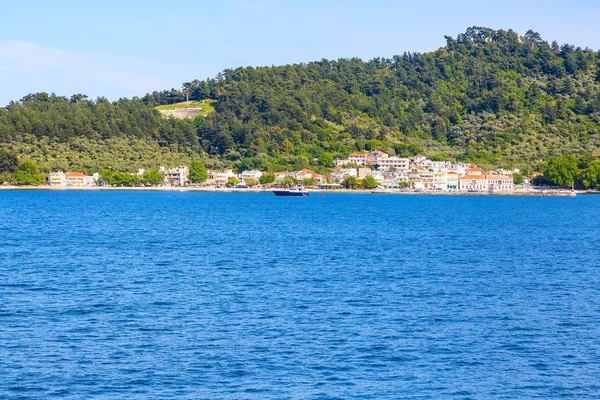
273,187 -> 310,197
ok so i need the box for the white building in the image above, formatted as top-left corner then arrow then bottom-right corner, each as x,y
459,174 -> 513,191
358,168 -> 385,183
347,152 -> 369,166
66,172 -> 86,186
240,170 -> 263,182
208,169 -> 235,184
48,172 -> 66,186
332,168 -> 357,182
446,172 -> 459,190
377,156 -> 409,171
162,166 -> 189,186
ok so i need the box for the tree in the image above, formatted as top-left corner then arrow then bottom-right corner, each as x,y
282,176 -> 298,187
189,160 -> 208,183
101,170 -> 139,186
581,160 -> 600,188
142,168 -> 164,186
12,158 -> 44,185
227,177 -> 240,186
342,176 -> 358,189
259,172 -> 275,184
513,172 -> 524,185
543,155 -> 579,187
301,177 -> 315,187
362,175 -> 379,189
318,152 -> 334,167
244,177 -> 258,187
0,149 -> 18,173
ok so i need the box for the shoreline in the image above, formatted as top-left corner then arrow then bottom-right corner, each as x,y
0,185 -> 585,196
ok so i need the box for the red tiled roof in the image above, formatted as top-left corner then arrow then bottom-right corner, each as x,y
66,172 -> 86,177
460,174 -> 486,180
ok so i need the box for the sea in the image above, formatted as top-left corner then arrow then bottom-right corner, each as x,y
1,190 -> 599,399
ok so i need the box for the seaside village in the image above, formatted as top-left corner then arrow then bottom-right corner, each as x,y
47,151 -> 518,192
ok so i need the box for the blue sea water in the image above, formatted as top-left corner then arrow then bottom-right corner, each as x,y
1,191 -> 600,399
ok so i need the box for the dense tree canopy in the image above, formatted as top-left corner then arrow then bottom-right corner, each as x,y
12,158 -> 44,185
189,160 -> 208,183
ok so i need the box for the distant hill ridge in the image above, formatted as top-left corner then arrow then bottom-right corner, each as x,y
1,26 -> 600,172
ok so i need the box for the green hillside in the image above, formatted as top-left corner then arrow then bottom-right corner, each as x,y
2,27 -> 600,178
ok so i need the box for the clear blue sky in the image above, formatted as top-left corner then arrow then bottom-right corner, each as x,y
1,0 -> 599,105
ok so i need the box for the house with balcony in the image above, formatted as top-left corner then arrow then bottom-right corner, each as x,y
446,172 -> 459,190
240,170 -> 263,182
293,169 -> 323,184
377,156 -> 409,171
332,168 -> 357,183
48,172 -> 66,186
208,169 -> 235,184
66,172 -> 86,186
162,166 -> 188,186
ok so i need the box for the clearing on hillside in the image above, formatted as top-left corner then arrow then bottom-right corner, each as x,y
155,100 -> 217,119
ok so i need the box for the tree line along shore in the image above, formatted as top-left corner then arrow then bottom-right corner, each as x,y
1,149 -> 596,193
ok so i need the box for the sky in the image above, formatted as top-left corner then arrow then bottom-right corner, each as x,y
1,0 -> 600,105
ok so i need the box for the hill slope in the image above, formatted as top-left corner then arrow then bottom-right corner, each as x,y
2,26 -> 600,172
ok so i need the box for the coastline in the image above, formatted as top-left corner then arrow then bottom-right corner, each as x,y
0,185 -> 584,196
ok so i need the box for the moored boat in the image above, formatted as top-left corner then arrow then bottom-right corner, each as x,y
273,187 -> 310,197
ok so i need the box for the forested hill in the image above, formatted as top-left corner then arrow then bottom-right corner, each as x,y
2,26 -> 600,172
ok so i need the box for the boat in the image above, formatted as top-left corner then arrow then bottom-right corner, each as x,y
273,186 -> 310,197
371,188 -> 395,194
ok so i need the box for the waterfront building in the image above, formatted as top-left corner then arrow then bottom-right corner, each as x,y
293,169 -> 323,183
208,169 -> 235,184
48,172 -> 66,186
274,171 -> 291,181
83,175 -> 97,186
420,169 -> 434,189
433,172 -> 448,190
459,174 -> 513,191
459,174 -> 487,191
486,175 -> 514,191
446,172 -> 459,190
358,168 -> 384,183
163,166 -> 189,186
240,170 -> 263,182
331,168 -> 357,183
66,172 -> 86,186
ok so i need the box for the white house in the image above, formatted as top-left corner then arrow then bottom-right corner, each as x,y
48,172 -> 66,186
377,156 -> 409,171
208,169 -> 235,184
66,172 -> 86,186
162,166 -> 189,186
332,168 -> 357,182
240,170 -> 263,182
347,152 -> 369,166
446,172 -> 459,190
